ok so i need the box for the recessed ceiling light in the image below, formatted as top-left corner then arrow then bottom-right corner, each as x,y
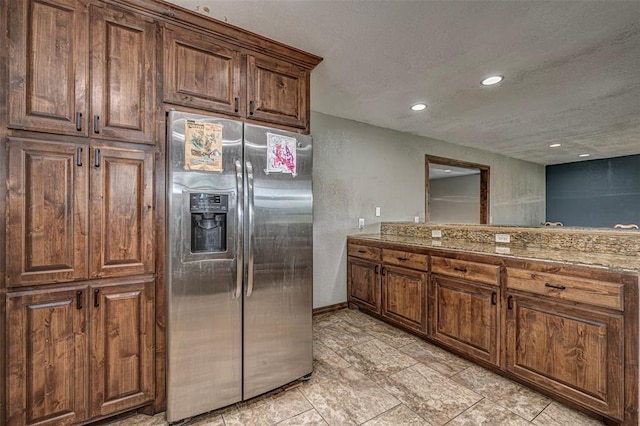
481,75 -> 504,86
411,103 -> 427,111
549,143 -> 561,148
444,169 -> 452,173
579,153 -> 590,158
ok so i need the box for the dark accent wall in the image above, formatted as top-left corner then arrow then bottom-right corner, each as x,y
546,155 -> 640,227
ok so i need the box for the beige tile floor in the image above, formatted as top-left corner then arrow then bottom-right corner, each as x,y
107,309 -> 605,426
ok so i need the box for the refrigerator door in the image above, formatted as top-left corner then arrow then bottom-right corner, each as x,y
166,111 -> 243,422
243,124 -> 313,399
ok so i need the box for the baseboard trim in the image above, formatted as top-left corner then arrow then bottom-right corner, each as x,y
313,302 -> 348,316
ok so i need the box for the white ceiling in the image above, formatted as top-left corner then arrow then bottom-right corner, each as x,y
168,0 -> 640,165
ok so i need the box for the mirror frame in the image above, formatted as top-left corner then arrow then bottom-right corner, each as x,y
425,155 -> 490,224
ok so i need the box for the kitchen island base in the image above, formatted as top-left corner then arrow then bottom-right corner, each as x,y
347,228 -> 639,426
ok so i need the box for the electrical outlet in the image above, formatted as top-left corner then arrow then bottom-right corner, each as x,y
414,216 -> 420,223
375,207 -> 381,217
495,233 -> 511,243
358,218 -> 365,229
432,230 -> 442,238
495,246 -> 511,254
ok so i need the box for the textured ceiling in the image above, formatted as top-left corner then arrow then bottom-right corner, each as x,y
168,0 -> 640,165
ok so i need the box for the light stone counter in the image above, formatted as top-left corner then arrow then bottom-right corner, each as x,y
350,232 -> 640,273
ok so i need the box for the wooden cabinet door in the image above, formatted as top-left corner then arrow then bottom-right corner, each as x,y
430,275 -> 499,366
163,24 -> 243,116
505,293 -> 624,420
246,55 -> 309,132
347,257 -> 380,313
7,286 -> 89,426
7,139 -> 89,286
381,265 -> 427,332
89,278 -> 154,417
8,0 -> 89,136
89,4 -> 156,144
89,145 -> 154,278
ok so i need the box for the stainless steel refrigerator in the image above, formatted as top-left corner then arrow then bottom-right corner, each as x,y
166,111 -> 313,423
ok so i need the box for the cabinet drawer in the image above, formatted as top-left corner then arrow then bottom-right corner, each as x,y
382,249 -> 427,271
348,243 -> 381,261
431,256 -> 499,286
506,268 -> 623,311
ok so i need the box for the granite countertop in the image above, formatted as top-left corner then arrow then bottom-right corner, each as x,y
349,234 -> 640,273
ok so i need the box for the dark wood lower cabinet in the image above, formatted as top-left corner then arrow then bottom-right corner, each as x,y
7,286 -> 89,426
346,237 -> 638,425
505,292 -> 624,420
6,277 -> 155,426
430,275 -> 499,366
381,265 -> 427,332
90,278 -> 155,418
347,257 -> 380,314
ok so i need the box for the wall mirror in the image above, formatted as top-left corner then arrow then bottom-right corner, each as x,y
425,155 -> 490,224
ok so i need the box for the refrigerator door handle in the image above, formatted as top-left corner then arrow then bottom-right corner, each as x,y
246,161 -> 255,298
235,159 -> 244,299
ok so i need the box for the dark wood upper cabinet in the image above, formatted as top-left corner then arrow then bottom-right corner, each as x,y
89,145 -> 154,278
6,138 -> 89,286
247,55 -> 309,131
89,4 -> 156,144
89,278 -> 154,418
162,24 -> 311,133
163,24 -> 243,117
8,1 -> 156,143
8,0 -> 89,136
7,286 -> 89,426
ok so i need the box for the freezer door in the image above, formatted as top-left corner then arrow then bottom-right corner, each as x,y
166,111 -> 243,422
243,124 -> 313,399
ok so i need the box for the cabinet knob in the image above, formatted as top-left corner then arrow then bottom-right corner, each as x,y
453,266 -> 467,273
491,291 -> 497,305
374,265 -> 379,274
234,97 -> 239,113
507,295 -> 513,310
94,289 -> 100,307
94,149 -> 101,167
93,115 -> 100,134
249,100 -> 255,115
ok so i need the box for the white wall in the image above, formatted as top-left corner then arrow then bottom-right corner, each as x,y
430,174 -> 481,224
311,111 -> 545,309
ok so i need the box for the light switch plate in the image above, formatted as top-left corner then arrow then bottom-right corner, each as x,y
375,207 -> 381,217
358,218 -> 365,229
495,233 -> 511,243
